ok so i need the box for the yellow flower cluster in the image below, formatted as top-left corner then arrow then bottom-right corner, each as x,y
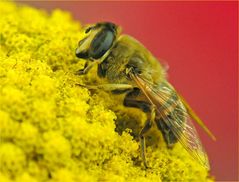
0,2 -> 213,182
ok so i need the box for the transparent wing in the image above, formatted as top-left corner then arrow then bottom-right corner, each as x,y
130,73 -> 210,169
164,107 -> 210,169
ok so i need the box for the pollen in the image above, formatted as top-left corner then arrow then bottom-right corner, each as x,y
0,1 -> 214,182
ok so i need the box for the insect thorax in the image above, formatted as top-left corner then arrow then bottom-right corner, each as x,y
97,36 -> 164,85
97,41 -> 137,84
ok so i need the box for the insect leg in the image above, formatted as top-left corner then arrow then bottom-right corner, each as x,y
77,83 -> 134,92
75,61 -> 96,75
123,89 -> 155,168
139,105 -> 155,168
123,88 -> 151,112
139,120 -> 152,168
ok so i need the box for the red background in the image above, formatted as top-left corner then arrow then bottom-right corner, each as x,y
21,1 -> 238,181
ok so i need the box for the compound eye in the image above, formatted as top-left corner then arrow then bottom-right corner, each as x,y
75,38 -> 89,59
89,29 -> 114,59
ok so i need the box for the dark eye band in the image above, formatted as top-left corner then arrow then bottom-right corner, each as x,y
89,29 -> 115,59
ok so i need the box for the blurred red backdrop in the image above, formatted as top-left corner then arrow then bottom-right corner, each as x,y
21,1 -> 238,181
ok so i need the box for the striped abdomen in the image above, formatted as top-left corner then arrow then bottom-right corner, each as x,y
152,82 -> 187,147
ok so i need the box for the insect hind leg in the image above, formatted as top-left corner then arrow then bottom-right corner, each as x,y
139,119 -> 152,168
139,105 -> 155,168
123,88 -> 156,168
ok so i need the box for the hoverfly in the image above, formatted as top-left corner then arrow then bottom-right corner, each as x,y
75,22 -> 216,169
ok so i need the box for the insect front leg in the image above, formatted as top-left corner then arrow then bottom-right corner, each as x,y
75,61 -> 96,75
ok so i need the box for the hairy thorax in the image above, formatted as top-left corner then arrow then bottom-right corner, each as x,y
98,36 -> 165,86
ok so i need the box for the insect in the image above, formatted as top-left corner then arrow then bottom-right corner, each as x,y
75,22 -> 216,169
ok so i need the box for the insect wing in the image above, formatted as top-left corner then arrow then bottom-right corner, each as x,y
130,73 -> 210,169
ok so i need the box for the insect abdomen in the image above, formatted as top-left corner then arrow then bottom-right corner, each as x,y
155,92 -> 186,147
